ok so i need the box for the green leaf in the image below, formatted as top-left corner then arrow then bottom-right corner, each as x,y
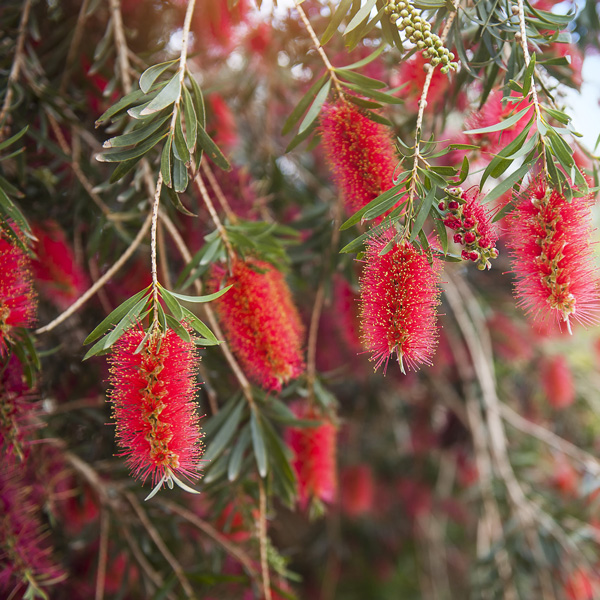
187,71 -> 206,129
432,213 -> 448,254
203,400 -> 245,463
547,128 -> 574,170
102,114 -> 170,149
282,74 -> 328,136
95,89 -> 147,126
341,82 -> 403,104
463,104 -> 532,135
321,0 -> 352,44
165,314 -> 191,342
285,120 -> 318,152
82,335 -> 110,361
298,79 -> 331,135
409,186 -> 436,243
522,53 -> 536,97
202,394 -> 240,439
98,130 -> 167,162
160,287 -> 184,321
0,126 -> 28,152
163,185 -> 196,217
251,409 -> 268,478
341,44 -> 386,70
109,156 -> 144,183
0,187 -> 29,240
344,0 -> 377,34
182,85 -> 198,151
227,428 -> 251,482
363,190 -> 404,221
167,285 -> 232,303
196,126 -> 231,171
341,186 -> 402,230
161,135 -> 173,188
102,295 -> 149,349
139,60 -> 178,94
140,73 -> 181,116
181,307 -> 219,343
339,210 -> 401,253
173,111 -> 191,164
84,288 -> 149,345
334,68 -> 386,89
483,162 -> 531,204
172,156 -> 189,193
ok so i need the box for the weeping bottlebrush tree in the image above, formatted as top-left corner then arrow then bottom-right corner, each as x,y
2,0 -> 600,597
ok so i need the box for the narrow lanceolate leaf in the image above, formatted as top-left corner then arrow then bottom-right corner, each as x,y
203,400 -> 245,463
408,186 -> 436,243
95,89 -> 147,126
251,409 -> 268,478
163,185 -> 196,217
173,111 -> 191,164
167,285 -> 232,303
161,135 -> 173,188
0,126 -> 28,152
321,0 -> 353,44
483,162 -> 531,204
522,53 -> 536,97
181,307 -> 220,343
341,186 -> 402,230
187,71 -> 206,129
160,287 -> 184,321
182,85 -> 198,151
84,288 -> 150,345
102,114 -> 170,149
282,74 -> 328,136
299,79 -> 331,134
227,428 -> 251,482
172,156 -> 189,193
165,314 -> 191,343
463,105 -> 532,135
140,73 -> 181,116
196,125 -> 231,171
97,130 -> 167,162
102,295 -> 150,349
334,68 -> 387,89
139,60 -> 178,94
344,0 -> 377,34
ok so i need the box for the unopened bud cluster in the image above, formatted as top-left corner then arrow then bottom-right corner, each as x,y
384,0 -> 458,73
439,187 -> 499,270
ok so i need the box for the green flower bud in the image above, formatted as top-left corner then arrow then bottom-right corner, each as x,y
400,9 -> 409,17
390,12 -> 399,20
440,65 -> 449,74
417,40 -> 426,48
405,25 -> 414,35
431,56 -> 441,66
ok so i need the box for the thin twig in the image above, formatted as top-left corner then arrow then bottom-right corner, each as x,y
59,0 -> 92,94
109,0 -> 133,94
150,172 -> 164,319
126,492 -> 196,599
293,0 -> 345,99
0,0 -> 32,130
95,509 -> 110,600
201,161 -> 238,224
194,172 -> 236,261
258,478 -> 272,600
158,498 -> 260,584
35,212 -> 152,334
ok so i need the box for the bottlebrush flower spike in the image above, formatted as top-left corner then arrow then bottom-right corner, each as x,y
319,100 -> 398,215
108,327 -> 203,500
438,187 -> 499,270
540,354 -> 575,409
211,259 -> 305,391
359,227 -> 442,373
0,224 -> 36,356
0,355 -> 39,460
507,178 -> 600,332
31,221 -> 89,310
285,401 -> 337,511
0,456 -> 64,597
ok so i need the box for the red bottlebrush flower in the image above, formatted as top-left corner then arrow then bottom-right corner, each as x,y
0,456 -> 64,597
540,354 -> 575,409
319,101 -> 398,215
359,227 -> 442,373
506,178 -> 600,332
0,224 -> 36,356
487,311 -> 534,362
340,464 -> 375,517
206,94 -> 238,151
211,259 -> 305,391
215,500 -> 259,543
550,454 -> 579,496
439,187 -> 499,270
31,221 -> 89,310
0,355 -> 39,459
108,327 -> 203,497
285,401 -> 337,511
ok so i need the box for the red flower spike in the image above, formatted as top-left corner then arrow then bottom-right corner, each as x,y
0,456 -> 64,597
340,464 -> 375,517
507,178 -> 600,332
285,401 -> 337,511
359,228 -> 442,373
211,259 -> 305,391
31,221 -> 89,310
319,101 -> 398,215
108,327 -> 203,499
540,354 -> 575,409
0,224 -> 36,356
